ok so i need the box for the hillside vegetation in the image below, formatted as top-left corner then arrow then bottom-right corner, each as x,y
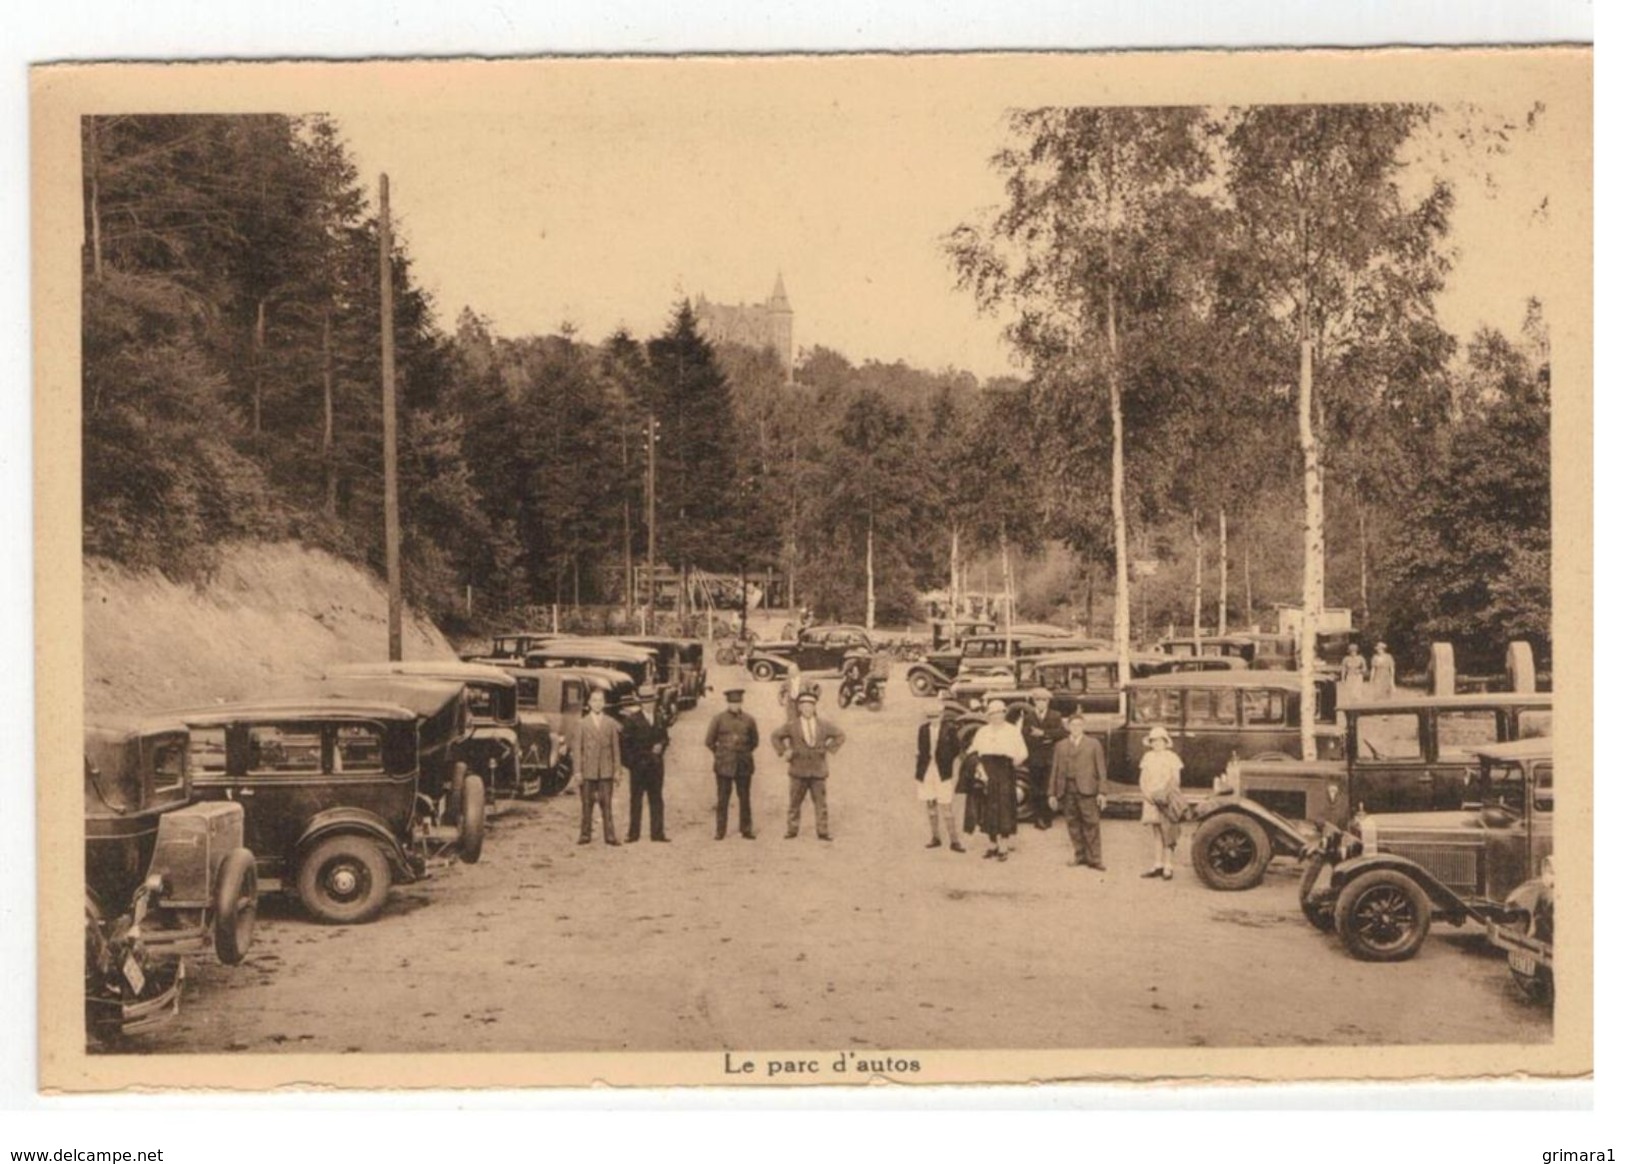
84,542 -> 452,718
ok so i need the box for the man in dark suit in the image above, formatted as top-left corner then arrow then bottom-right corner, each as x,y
771,691 -> 846,841
704,689 -> 759,839
621,702 -> 670,843
1022,688 -> 1067,829
1048,712 -> 1108,869
915,702 -> 966,852
569,687 -> 623,846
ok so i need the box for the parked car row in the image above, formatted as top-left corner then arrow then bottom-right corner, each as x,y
85,632 -> 713,1045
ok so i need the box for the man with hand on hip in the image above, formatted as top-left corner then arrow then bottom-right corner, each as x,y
771,691 -> 846,842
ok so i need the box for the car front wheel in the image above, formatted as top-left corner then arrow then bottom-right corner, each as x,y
296,835 -> 392,925
908,672 -> 936,698
1334,869 -> 1432,962
1191,814 -> 1272,891
750,660 -> 776,682
458,775 -> 486,864
212,847 -> 259,964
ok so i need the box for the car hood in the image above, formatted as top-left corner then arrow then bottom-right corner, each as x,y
1362,810 -> 1489,848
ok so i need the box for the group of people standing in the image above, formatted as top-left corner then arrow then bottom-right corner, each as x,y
913,689 -> 1108,869
1339,640 -> 1397,703
702,686 -> 847,842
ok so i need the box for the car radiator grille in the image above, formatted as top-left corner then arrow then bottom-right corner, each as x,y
1384,843 -> 1478,892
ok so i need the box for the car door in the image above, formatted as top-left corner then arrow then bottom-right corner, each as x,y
1480,758 -> 1535,902
1430,707 -> 1506,811
237,720 -> 330,873
1178,685 -> 1238,787
1347,709 -> 1429,813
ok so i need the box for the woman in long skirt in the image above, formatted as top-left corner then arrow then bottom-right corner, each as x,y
971,700 -> 1028,861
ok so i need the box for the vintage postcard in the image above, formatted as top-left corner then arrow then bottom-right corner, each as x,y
32,49 -> 1592,1091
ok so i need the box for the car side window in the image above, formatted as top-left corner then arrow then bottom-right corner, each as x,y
1083,665 -> 1115,694
1131,689 -> 1181,725
1186,687 -> 1237,726
465,684 -> 495,718
1532,762 -> 1553,812
1436,709 -> 1502,760
150,737 -> 188,793
1354,713 -> 1422,760
561,681 -> 585,714
247,723 -> 323,774
1518,710 -> 1553,740
514,676 -> 539,710
333,724 -> 385,773
188,727 -> 229,777
1242,690 -> 1287,726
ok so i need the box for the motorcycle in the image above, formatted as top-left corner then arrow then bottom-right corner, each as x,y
837,667 -> 886,711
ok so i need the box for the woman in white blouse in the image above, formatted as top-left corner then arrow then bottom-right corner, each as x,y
1138,724 -> 1184,880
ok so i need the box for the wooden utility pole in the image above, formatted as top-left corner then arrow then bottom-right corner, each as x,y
379,173 -> 402,661
322,309 -> 337,517
86,117 -> 104,282
645,412 -> 658,626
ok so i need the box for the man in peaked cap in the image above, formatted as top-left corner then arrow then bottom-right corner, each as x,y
704,688 -> 760,840
771,689 -> 846,842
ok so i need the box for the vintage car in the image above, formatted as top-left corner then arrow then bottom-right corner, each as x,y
1297,739 -> 1554,969
1238,632 -> 1297,671
1182,691 -> 1553,892
617,636 -> 700,715
745,623 -> 875,681
178,696 -> 481,924
84,719 -> 259,1043
467,631 -> 567,661
1155,634 -> 1258,662
1489,855 -> 1555,1003
524,639 -> 674,721
928,618 -> 996,651
485,662 -> 642,795
328,661 -> 535,798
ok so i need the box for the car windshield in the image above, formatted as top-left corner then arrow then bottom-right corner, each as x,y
149,733 -> 188,794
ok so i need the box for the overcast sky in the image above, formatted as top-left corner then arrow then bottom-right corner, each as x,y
326,62 -> 1573,380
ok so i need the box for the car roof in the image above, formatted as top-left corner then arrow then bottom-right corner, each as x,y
528,641 -> 653,661
1350,692 -> 1553,711
330,660 -> 517,687
84,715 -> 191,744
1127,671 -> 1310,691
289,676 -> 470,718
1029,649 -> 1161,666
1469,738 -> 1554,762
167,698 -> 420,725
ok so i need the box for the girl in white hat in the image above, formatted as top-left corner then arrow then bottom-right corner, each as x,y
1138,725 -> 1184,879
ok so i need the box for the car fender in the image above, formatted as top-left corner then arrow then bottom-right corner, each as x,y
295,808 -> 417,882
746,653 -> 791,678
907,661 -> 954,688
1327,853 -> 1478,922
1191,794 -> 1315,858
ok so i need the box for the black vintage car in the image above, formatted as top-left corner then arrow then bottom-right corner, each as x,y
84,719 -> 258,1042
177,696 -> 479,924
1299,739 -> 1555,971
746,624 -> 876,681
525,639 -> 675,722
328,661 -> 536,798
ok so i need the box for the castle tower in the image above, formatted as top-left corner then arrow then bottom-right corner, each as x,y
767,272 -> 793,382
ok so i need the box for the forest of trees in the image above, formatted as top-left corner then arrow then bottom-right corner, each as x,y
81,111 -> 1552,672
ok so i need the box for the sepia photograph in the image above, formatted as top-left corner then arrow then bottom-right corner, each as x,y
30,49 -> 1592,1091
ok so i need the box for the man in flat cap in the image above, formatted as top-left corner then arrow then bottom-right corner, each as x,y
1021,688 -> 1067,830
704,688 -> 759,840
771,689 -> 846,842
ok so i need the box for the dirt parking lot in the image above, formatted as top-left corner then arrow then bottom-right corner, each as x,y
132,669 -> 1554,1056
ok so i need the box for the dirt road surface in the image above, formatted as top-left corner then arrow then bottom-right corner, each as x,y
130,669 -> 1553,1056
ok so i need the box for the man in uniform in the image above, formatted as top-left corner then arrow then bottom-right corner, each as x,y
621,701 -> 670,843
704,688 -> 759,840
1049,712 -> 1108,869
570,687 -> 623,846
771,690 -> 846,842
1021,688 -> 1067,830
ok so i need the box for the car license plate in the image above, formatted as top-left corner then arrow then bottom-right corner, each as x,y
1508,949 -> 1538,977
121,953 -> 146,995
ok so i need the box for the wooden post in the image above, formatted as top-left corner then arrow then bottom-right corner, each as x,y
646,412 -> 657,627
322,308 -> 337,517
379,174 -> 402,662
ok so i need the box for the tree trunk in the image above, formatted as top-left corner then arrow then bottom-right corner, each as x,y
786,437 -> 799,613
252,298 -> 267,437
1244,538 -> 1254,629
1299,326 -> 1325,759
948,522 -> 961,637
1217,508 -> 1229,636
86,117 -> 104,282
865,517 -> 876,631
1192,515 -> 1204,643
1104,118 -> 1132,675
1000,526 -> 1015,660
1084,562 -> 1095,638
322,308 -> 336,517
1357,495 -> 1370,630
